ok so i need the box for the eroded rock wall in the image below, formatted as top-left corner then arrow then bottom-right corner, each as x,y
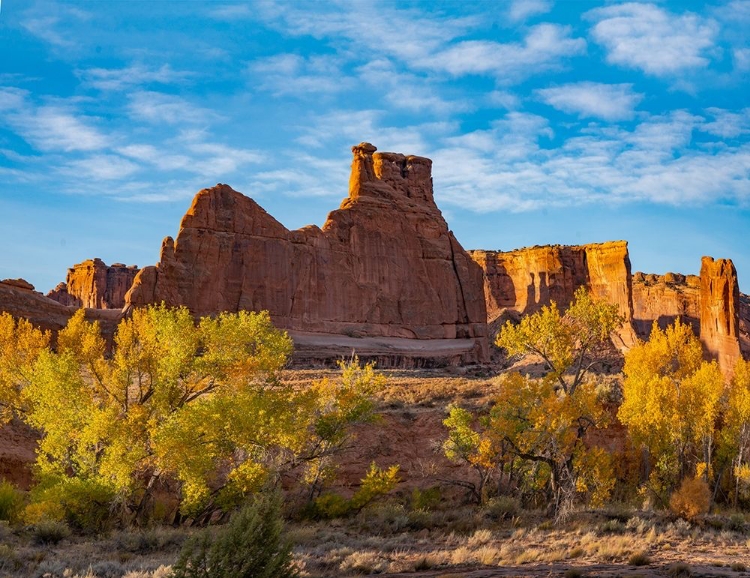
126,143 -> 488,362
469,241 -> 636,347
632,272 -> 701,338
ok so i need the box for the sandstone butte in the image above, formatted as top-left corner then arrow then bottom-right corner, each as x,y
124,142 -> 489,364
47,258 -> 139,309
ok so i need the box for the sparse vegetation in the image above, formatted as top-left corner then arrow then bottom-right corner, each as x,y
0,303 -> 748,576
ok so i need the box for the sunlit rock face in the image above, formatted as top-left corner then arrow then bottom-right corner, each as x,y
469,241 -> 637,348
700,256 -> 741,375
47,259 -> 139,309
125,143 -> 489,362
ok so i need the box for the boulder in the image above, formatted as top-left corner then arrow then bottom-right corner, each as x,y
126,143 -> 488,362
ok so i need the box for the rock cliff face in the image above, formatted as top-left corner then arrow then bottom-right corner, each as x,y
47,259 -> 139,309
469,241 -> 636,347
632,272 -> 701,338
700,257 -> 741,375
126,143 -> 488,362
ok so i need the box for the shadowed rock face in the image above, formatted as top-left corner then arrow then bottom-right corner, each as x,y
125,143 -> 488,362
469,241 -> 637,348
47,259 -> 139,309
700,256 -> 741,375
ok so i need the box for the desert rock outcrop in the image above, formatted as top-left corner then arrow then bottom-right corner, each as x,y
700,256 -> 741,374
0,279 -> 121,342
125,143 -> 488,362
47,259 -> 139,309
632,272 -> 701,338
469,241 -> 636,347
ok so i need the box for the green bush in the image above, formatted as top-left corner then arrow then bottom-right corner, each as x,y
28,477 -> 115,532
171,492 -> 297,578
31,519 -> 70,545
411,486 -> 442,511
0,480 -> 23,523
482,495 -> 520,521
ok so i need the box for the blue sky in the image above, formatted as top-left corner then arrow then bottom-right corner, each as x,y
1,0 -> 749,293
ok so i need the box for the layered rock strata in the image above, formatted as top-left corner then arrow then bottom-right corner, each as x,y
125,143 -> 488,362
47,259 -> 139,309
469,241 -> 636,347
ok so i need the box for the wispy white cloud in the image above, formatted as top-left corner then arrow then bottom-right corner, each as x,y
77,64 -> 192,91
536,82 -> 643,121
508,0 -> 553,22
248,53 -> 353,96
700,108 -> 750,139
64,154 -> 139,181
586,3 -> 718,76
127,91 -> 220,125
357,59 -> 472,115
21,4 -> 90,49
418,24 -> 586,82
11,105 -> 109,152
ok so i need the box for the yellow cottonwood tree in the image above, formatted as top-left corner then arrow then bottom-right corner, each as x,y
619,319 -> 725,497
497,287 -> 622,394
723,358 -> 750,506
22,306 -> 295,519
488,372 -> 613,515
0,313 -> 49,423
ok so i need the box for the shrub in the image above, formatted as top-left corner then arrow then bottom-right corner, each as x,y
411,486 -> 442,511
669,477 -> 710,521
0,480 -> 23,523
628,551 -> 651,566
667,562 -> 692,578
170,492 -> 297,578
31,519 -> 71,545
731,561 -> 747,572
0,543 -> 20,572
27,477 -> 115,532
482,495 -> 520,521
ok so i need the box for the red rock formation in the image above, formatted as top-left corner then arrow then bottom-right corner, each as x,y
740,294 -> 750,357
126,143 -> 488,362
632,272 -> 701,338
700,256 -> 741,375
469,241 -> 636,347
46,282 -> 80,307
48,259 -> 139,309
